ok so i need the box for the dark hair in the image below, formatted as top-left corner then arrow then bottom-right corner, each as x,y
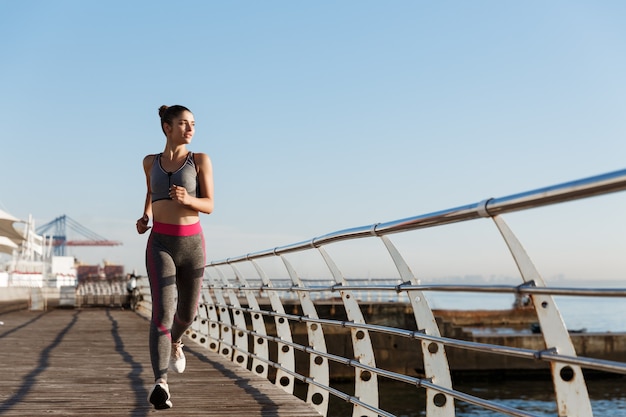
158,105 -> 192,134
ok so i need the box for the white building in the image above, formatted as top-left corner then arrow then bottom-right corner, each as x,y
0,209 -> 76,288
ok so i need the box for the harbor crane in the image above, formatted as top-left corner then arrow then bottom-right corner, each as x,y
36,215 -> 122,256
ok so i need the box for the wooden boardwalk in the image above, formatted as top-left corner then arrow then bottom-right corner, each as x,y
0,307 -> 320,417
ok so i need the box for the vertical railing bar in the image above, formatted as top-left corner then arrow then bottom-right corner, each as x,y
281,255 -> 330,415
213,267 -> 249,368
229,262 -> 270,378
491,214 -> 593,417
201,270 -> 221,353
249,259 -> 296,394
204,269 -> 234,360
316,246 -> 379,417
379,235 -> 455,417
190,289 -> 210,349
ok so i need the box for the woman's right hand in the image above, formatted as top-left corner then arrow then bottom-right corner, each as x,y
136,214 -> 151,234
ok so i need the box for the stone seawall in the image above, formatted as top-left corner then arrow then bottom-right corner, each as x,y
260,301 -> 626,379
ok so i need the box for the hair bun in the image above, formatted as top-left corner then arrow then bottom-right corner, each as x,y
158,105 -> 169,118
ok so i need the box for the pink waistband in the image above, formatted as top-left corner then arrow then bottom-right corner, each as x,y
153,221 -> 202,236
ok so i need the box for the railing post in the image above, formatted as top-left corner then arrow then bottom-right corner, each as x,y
205,271 -> 234,360
190,289 -> 210,349
379,235 -> 455,417
317,246 -> 379,417
281,255 -> 330,416
230,263 -> 270,379
492,214 -> 593,417
200,283 -> 221,353
250,259 -> 296,394
213,267 -> 250,368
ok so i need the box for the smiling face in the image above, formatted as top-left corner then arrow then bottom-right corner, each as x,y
164,110 -> 195,144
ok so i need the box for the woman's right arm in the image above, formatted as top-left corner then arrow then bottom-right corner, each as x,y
136,155 -> 153,234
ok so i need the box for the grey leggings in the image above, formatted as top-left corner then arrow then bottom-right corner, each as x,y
146,221 -> 205,381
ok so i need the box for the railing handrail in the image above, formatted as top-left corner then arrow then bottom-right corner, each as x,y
208,280 -> 626,297
211,168 -> 626,264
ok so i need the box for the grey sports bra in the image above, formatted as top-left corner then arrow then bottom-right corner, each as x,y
150,152 -> 200,203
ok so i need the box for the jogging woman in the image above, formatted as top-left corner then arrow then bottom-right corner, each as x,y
136,104 -> 214,409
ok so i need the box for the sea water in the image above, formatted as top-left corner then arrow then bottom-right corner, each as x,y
327,373 -> 626,417
424,291 -> 626,332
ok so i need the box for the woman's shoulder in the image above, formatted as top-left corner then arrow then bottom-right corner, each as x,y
191,152 -> 211,164
142,153 -> 159,168
191,152 -> 212,172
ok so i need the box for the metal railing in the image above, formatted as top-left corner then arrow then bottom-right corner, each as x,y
75,279 -> 130,308
134,168 -> 626,417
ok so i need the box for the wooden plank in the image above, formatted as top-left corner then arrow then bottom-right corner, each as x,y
0,308 -> 320,416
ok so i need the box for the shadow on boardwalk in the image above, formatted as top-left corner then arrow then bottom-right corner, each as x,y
0,307 -> 319,417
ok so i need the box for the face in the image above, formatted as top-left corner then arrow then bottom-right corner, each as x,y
164,110 -> 195,144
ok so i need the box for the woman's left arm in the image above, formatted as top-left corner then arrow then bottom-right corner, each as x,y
195,153 -> 214,214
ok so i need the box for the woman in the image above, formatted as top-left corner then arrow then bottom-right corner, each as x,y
136,104 -> 214,409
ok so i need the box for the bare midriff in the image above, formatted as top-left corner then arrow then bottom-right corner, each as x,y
152,200 -> 200,225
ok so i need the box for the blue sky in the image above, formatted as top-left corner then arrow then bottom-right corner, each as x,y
1,1 -> 625,282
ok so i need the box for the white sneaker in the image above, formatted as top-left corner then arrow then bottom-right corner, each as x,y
169,340 -> 186,373
148,381 -> 172,409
